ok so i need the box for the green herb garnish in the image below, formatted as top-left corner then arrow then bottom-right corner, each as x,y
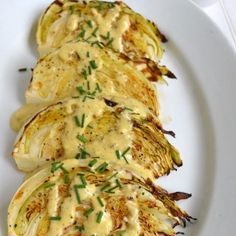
51,162 -> 68,174
44,183 -> 56,189
91,41 -> 103,49
88,158 -> 98,167
107,172 -> 118,181
77,173 -> 87,187
78,29 -> 86,38
74,185 -> 81,204
84,207 -> 94,217
82,95 -> 95,102
76,86 -> 86,95
64,174 -> 70,184
82,68 -> 88,80
96,211 -> 103,223
92,27 -> 99,37
18,68 -> 27,72
77,134 -> 88,143
115,150 -> 121,160
95,83 -> 102,93
69,5 -> 75,14
97,196 -> 104,207
95,162 -> 108,173
89,60 -> 98,69
49,216 -> 61,221
75,148 -> 90,159
74,114 -> 85,128
75,225 -> 85,232
101,183 -> 111,192
87,20 -> 93,28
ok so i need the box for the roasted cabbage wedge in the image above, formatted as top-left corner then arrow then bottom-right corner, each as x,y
8,159 -> 193,236
25,41 -> 161,115
12,97 -> 182,178
37,0 -> 167,61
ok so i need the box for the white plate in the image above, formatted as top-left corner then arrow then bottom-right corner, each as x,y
0,0 -> 236,235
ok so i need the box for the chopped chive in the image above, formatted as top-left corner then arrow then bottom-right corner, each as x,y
81,114 -> 85,127
95,83 -> 102,93
107,38 -> 114,47
95,162 -> 108,173
89,60 -> 98,69
97,196 -> 104,207
82,68 -> 88,80
122,147 -> 130,157
87,81 -> 90,90
122,155 -> 129,164
101,183 -> 111,192
77,134 -> 88,143
105,185 -> 119,194
64,174 -> 70,184
78,173 -> 87,187
87,20 -> 93,28
51,162 -> 68,174
86,51 -> 90,58
124,107 -> 133,112
101,31 -> 110,40
87,91 -> 96,96
49,216 -> 61,221
74,114 -> 85,128
18,68 -> 27,72
96,211 -> 103,223
115,179 -> 122,188
107,172 -> 118,181
84,207 -> 94,217
74,116 -> 81,127
75,225 -> 85,232
82,95 -> 95,102
87,124 -> 93,129
88,65 -> 92,75
74,185 -> 81,204
75,148 -> 90,160
44,183 -> 56,189
69,5 -> 75,14
115,150 -> 121,160
78,29 -> 86,38
88,159 -> 98,167
92,27 -> 99,37
91,41 -> 103,49
76,86 -> 86,95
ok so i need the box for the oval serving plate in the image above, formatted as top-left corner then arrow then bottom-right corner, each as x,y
0,0 -> 236,235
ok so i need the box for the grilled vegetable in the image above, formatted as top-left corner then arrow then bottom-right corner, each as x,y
8,159 -> 192,236
37,0 -> 166,62
25,41 -> 160,115
12,97 -> 182,178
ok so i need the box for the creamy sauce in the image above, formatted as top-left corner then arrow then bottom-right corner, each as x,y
125,200 -> 141,236
91,7 -> 130,52
82,196 -> 112,236
62,98 -> 106,158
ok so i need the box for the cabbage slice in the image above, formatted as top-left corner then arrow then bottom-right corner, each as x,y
12,97 -> 182,178
8,159 -> 192,236
37,0 -> 167,61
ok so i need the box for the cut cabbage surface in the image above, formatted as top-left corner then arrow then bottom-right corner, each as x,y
37,0 -> 167,61
26,41 -> 162,115
12,97 -> 182,178
8,159 -> 192,236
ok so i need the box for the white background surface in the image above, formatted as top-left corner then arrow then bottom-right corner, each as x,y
196,0 -> 236,49
0,0 -> 236,235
